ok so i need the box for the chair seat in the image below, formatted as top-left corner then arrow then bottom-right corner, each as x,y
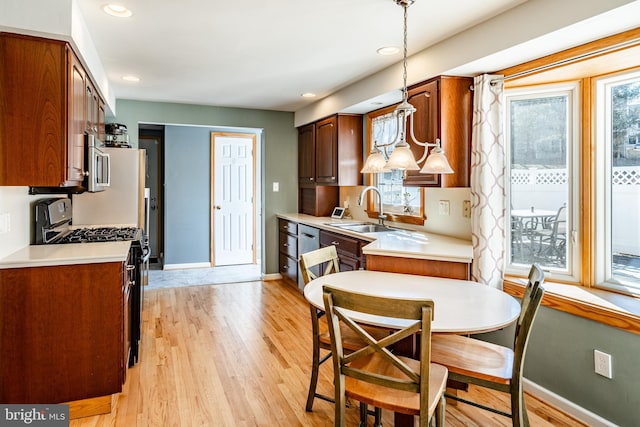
318,316 -> 390,352
430,334 -> 513,384
345,353 -> 448,416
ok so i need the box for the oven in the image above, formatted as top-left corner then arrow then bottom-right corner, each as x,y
34,198 -> 146,367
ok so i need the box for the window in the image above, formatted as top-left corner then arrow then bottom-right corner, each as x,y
506,83 -> 579,281
365,105 -> 424,224
595,71 -> 640,294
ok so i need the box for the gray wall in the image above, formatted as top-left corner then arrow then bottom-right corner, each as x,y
163,125 -> 213,265
112,99 -> 298,274
478,305 -> 640,426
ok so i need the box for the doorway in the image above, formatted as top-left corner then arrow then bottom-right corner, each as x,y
211,132 -> 256,266
139,125 -> 164,267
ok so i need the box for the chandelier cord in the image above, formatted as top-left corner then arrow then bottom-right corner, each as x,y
402,2 -> 409,103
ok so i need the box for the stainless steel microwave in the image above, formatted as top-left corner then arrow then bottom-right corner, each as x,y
86,134 -> 110,192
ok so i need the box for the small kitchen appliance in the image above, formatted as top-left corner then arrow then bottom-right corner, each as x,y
105,123 -> 130,147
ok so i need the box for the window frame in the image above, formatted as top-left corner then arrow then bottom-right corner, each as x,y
364,104 -> 426,225
594,68 -> 640,295
504,82 -> 582,283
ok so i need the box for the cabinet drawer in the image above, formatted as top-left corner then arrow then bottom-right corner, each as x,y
278,218 -> 298,235
320,230 -> 361,258
279,231 -> 298,258
279,253 -> 298,284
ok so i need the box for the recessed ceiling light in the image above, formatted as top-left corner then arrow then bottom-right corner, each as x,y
103,4 -> 133,18
301,93 -> 317,98
377,46 -> 400,56
122,75 -> 140,82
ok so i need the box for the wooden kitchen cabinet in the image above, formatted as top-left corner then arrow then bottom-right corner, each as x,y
0,32 -> 106,188
278,219 -> 299,287
366,254 -> 470,280
0,262 -> 126,404
319,230 -> 368,271
297,114 -> 363,215
402,76 -> 473,187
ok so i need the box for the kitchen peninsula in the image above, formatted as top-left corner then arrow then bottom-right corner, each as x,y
277,213 -> 473,288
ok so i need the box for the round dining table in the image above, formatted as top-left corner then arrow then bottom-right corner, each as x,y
303,270 -> 521,334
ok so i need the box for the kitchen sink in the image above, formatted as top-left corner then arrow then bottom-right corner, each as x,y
329,223 -> 397,233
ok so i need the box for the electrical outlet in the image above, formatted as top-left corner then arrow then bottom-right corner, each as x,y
594,350 -> 613,379
462,200 -> 471,218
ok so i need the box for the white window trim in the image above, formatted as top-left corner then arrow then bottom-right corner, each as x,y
504,82 -> 581,283
594,69 -> 640,294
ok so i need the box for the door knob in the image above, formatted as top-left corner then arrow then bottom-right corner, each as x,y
214,205 -> 222,210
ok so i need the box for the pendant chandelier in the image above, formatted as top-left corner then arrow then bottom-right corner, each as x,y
361,0 -> 454,175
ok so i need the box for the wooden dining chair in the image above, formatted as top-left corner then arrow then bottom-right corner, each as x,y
300,246 -> 390,416
430,263 -> 545,427
322,285 -> 448,427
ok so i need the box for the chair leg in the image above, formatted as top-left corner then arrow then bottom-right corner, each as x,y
358,402 -> 367,427
511,381 -> 529,427
374,407 -> 383,427
435,394 -> 446,427
335,377 -> 346,427
306,308 -> 323,411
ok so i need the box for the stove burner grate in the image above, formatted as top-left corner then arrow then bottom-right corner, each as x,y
56,227 -> 141,244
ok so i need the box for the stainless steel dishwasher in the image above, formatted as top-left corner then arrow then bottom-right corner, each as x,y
297,224 -> 320,290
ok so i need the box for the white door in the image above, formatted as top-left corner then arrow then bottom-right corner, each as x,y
212,132 -> 256,265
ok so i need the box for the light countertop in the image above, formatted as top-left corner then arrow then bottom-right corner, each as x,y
0,242 -> 131,269
277,213 -> 473,264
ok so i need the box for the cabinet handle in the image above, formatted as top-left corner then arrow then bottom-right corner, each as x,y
283,225 -> 288,229
331,241 -> 340,245
301,233 -> 316,239
310,177 -> 314,181
331,176 -> 335,180
282,265 -> 288,270
126,264 -> 136,271
283,243 -> 289,247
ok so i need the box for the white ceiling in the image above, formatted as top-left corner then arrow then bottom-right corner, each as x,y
76,0 -> 526,113
76,0 -> 640,112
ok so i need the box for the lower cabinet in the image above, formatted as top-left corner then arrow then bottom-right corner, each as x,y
278,219 -> 298,287
0,262 -> 126,403
365,254 -> 470,280
319,230 -> 367,271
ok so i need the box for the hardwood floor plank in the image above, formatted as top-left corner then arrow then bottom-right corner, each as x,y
70,279 -> 586,427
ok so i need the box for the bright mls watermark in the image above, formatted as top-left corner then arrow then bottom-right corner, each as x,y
1,405 -> 69,426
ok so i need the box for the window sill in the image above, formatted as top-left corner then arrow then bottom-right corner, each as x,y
503,277 -> 640,335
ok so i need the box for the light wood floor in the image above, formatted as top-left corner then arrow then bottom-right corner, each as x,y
71,279 -> 586,426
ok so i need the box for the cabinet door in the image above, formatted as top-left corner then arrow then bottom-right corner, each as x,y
298,124 -> 315,186
86,80 -> 99,134
98,99 -> 106,141
68,51 -> 87,184
403,79 -> 440,186
0,34 -> 68,186
315,116 -> 338,185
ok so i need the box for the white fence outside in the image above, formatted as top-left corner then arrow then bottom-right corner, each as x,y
511,167 -> 640,256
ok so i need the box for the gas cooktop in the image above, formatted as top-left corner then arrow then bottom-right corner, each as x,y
56,226 -> 141,244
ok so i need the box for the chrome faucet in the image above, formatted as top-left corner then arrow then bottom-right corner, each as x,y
358,186 -> 387,225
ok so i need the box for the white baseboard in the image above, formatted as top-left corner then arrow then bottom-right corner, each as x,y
262,273 -> 282,281
162,262 -> 211,270
524,379 -> 617,427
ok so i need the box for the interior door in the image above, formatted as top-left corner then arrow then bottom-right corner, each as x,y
211,132 -> 256,266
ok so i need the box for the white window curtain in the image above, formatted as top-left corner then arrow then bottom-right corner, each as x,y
372,112 -> 397,153
471,74 -> 506,289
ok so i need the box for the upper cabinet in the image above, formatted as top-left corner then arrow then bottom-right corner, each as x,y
403,76 -> 473,187
0,32 -> 105,188
298,114 -> 363,187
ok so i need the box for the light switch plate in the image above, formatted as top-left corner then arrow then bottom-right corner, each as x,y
0,212 -> 10,234
463,200 -> 471,218
272,182 -> 279,192
438,200 -> 450,216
